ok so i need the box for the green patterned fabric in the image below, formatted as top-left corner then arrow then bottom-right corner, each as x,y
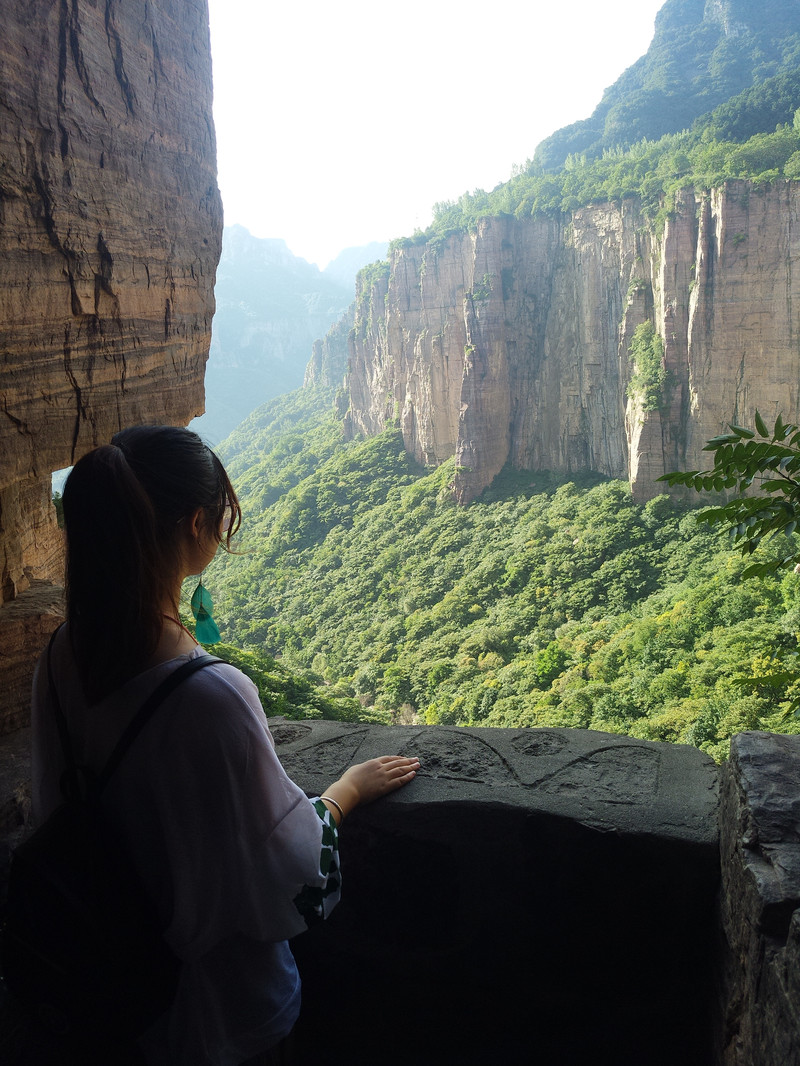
292,799 -> 341,926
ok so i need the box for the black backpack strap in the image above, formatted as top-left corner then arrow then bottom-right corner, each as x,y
46,624 -> 82,801
96,654 -> 223,794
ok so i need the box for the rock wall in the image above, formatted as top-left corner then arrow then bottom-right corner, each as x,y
716,732 -> 800,1064
274,725 -> 800,1066
0,0 -> 221,599
0,0 -> 222,732
304,306 -> 354,390
346,181 -> 800,502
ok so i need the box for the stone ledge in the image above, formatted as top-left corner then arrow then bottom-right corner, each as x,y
277,723 -> 720,1066
272,719 -> 719,846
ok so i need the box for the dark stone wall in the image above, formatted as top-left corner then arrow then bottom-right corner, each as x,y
716,732 -> 800,1065
278,722 -> 720,1066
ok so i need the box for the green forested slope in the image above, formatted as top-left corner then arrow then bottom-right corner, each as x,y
203,391 -> 800,761
534,0 -> 800,170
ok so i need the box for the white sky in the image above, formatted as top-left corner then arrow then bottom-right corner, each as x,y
207,0 -> 665,270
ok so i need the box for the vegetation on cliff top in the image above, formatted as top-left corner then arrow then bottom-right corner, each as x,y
198,388 -> 800,762
396,106 -> 800,251
380,27 -> 800,257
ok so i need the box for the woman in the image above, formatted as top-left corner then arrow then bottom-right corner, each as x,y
31,425 -> 419,1065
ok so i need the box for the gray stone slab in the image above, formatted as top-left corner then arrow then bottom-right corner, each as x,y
280,722 -> 721,1066
271,721 -> 719,847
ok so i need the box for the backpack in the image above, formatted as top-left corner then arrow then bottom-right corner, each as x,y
1,637 -> 222,1042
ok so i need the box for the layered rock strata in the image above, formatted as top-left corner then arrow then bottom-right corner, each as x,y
0,0 -> 222,604
346,181 -> 800,501
0,0 -> 221,731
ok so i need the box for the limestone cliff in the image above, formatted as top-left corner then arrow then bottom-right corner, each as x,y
305,307 -> 355,391
0,0 -> 221,731
346,180 -> 800,502
0,0 -> 221,599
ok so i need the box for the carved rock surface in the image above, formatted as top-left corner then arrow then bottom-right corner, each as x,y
347,181 -> 800,502
0,0 -> 222,603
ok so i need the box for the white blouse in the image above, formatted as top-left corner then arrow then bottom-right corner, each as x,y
32,631 -> 340,1065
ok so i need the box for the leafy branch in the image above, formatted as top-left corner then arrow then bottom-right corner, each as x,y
660,412 -> 800,717
658,411 -> 800,577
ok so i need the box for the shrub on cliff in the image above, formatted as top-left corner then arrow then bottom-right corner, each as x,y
627,323 -> 670,412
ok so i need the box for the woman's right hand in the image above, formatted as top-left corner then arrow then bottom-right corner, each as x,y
321,755 -> 419,824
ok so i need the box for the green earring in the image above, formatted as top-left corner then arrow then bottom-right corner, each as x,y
191,575 -> 221,644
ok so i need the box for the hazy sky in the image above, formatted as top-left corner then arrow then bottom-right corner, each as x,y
207,0 -> 666,269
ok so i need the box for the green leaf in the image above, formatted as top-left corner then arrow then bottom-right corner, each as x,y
706,434 -> 741,446
755,410 -> 768,437
730,424 -> 756,439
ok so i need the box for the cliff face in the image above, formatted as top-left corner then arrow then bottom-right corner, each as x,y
0,0 -> 221,732
0,0 -> 221,602
305,308 -> 355,391
346,180 -> 800,501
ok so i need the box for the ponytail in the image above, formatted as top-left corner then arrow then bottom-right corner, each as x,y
62,427 -> 241,702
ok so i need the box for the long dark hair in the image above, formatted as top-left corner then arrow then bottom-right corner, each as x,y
62,426 -> 241,702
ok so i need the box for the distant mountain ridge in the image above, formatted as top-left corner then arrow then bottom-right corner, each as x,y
534,0 -> 800,170
192,226 -> 387,444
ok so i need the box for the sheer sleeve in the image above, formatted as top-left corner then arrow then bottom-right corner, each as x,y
120,664 -> 342,960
